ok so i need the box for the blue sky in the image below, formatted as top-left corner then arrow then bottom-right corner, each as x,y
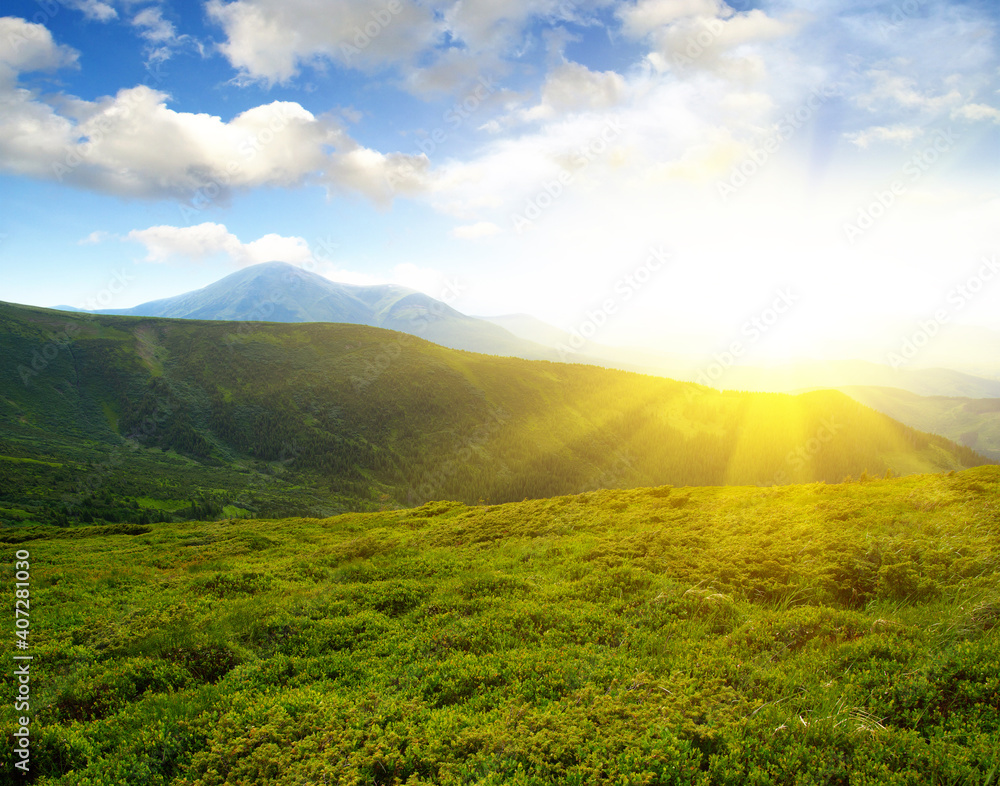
1,0 -> 999,363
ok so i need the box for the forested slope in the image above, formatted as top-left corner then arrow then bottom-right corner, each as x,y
0,301 -> 989,524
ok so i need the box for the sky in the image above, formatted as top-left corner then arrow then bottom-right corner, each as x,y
1,0 -> 999,364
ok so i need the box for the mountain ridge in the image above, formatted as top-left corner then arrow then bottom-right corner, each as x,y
839,385 -> 1000,461
1,300 -> 991,526
47,263 -> 1000,399
87,261 -> 556,359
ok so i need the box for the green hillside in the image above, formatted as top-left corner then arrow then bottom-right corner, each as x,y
3,468 -> 998,784
0,301 -> 990,528
841,386 -> 1000,461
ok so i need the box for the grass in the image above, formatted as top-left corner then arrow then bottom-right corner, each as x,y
0,454 -> 63,467
136,498 -> 193,512
2,467 -> 998,784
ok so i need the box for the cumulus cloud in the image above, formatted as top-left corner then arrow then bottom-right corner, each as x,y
64,0 -> 118,22
205,0 -> 438,84
524,62 -> 628,120
0,19 -> 432,204
855,70 -> 964,115
132,7 -> 176,44
0,16 -> 78,81
204,0 -> 616,96
127,222 -> 312,266
618,0 -> 796,81
618,0 -> 725,37
952,102 -> 1000,124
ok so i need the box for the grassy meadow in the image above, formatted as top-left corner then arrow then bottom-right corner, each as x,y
3,467 -> 998,784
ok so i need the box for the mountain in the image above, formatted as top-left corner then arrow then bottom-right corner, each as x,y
840,386 -> 1000,461
480,316 -> 1000,398
88,261 -> 553,358
62,264 -> 1000,398
1,301 -> 991,527
712,360 -> 1000,398
478,313 -> 577,348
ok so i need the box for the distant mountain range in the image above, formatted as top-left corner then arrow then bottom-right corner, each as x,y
713,361 -> 1000,399
49,261 -> 1000,400
838,386 -> 1000,461
73,262 -> 554,359
481,315 -> 1000,399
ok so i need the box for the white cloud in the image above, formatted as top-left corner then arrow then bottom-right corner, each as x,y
0,17 -> 78,80
79,230 -> 109,244
132,7 -> 176,43
325,147 -> 432,203
129,6 -> 201,67
204,0 -> 618,97
243,233 -> 313,265
0,22 -> 432,204
451,221 -> 501,240
205,0 -> 438,85
845,124 -> 923,149
127,222 -> 243,262
618,0 -> 796,81
952,102 -> 1000,124
65,0 -> 118,22
400,48 -> 495,98
524,62 -> 628,120
618,0 -> 726,38
856,70 -> 964,115
126,222 -> 312,266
